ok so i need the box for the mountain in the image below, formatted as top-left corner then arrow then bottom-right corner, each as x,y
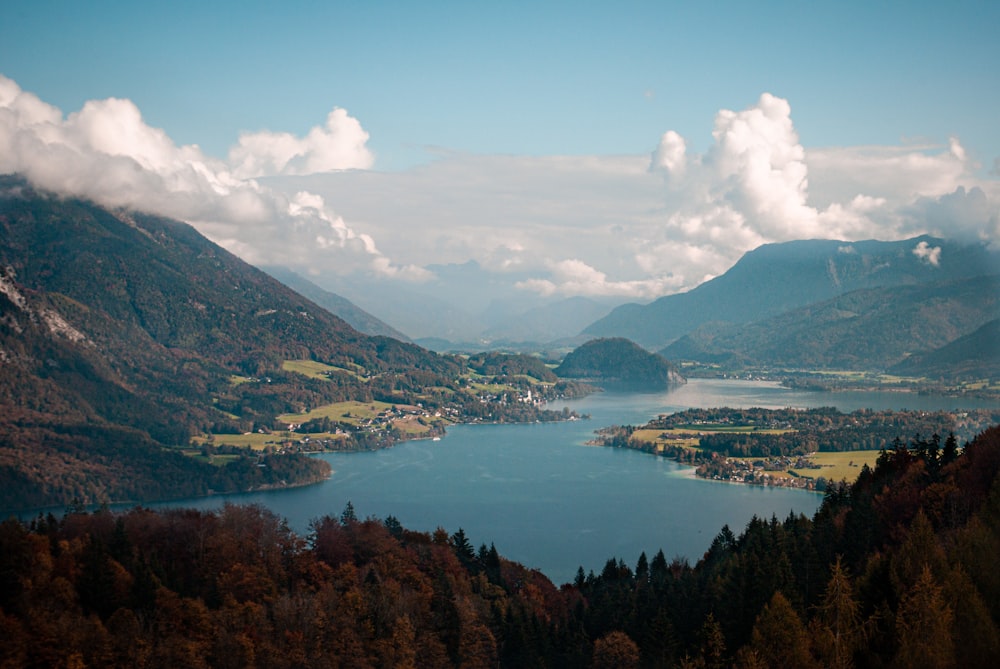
889,318 -> 1000,380
261,266 -> 411,341
481,295 -> 619,344
314,271 -> 485,342
660,275 -> 1000,370
555,337 -> 685,388
0,176 -> 463,509
584,237 -> 1000,349
305,260 -> 627,347
659,274 -> 1000,370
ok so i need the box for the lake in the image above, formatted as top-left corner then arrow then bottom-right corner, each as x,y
148,379 -> 998,585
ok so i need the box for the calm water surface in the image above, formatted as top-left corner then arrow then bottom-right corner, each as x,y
146,379 -> 999,585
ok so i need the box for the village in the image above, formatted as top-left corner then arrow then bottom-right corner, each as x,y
695,452 -> 827,490
198,380 -> 574,458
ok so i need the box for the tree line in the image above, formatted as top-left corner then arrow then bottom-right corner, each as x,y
2,425 -> 999,667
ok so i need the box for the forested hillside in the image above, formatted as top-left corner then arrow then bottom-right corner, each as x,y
2,426 -> 999,667
659,274 -> 1000,371
555,337 -> 685,388
890,318 -> 1000,380
0,179 -> 582,511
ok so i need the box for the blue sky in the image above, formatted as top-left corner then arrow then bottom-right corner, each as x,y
1,1 -> 998,320
5,1 -> 998,168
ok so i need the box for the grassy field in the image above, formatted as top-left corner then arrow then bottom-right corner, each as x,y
192,431 -> 347,451
794,450 -> 881,483
631,428 -> 700,448
629,426 -> 795,450
278,400 -> 396,425
181,450 -> 243,465
669,424 -> 794,434
282,359 -> 369,380
628,425 -> 879,484
392,413 -> 439,436
279,399 -> 442,438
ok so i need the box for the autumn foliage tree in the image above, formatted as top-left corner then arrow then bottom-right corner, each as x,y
1,426 -> 1000,667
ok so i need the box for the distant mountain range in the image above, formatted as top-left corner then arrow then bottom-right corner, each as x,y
261,266 -> 411,341
311,262 -> 626,349
659,274 -> 1000,372
574,236 -> 999,381
584,237 -> 999,351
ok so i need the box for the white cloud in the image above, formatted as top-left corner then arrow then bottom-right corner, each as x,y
650,130 -> 686,176
2,74 -> 997,309
707,93 -> 820,239
905,185 -> 1000,246
270,88 -> 997,301
228,108 -> 374,179
515,258 -> 682,299
0,74 -> 416,279
912,241 -> 942,266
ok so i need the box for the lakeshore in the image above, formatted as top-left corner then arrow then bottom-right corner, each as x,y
89,379 -> 996,585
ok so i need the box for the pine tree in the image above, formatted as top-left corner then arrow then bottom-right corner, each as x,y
895,565 -> 955,669
450,528 -> 476,569
340,500 -> 358,525
941,433 -> 959,467
749,591 -> 817,669
811,557 -> 864,669
697,613 -> 727,669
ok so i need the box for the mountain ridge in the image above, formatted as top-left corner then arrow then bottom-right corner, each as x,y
0,177 -> 464,509
658,273 -> 1000,372
584,236 -> 1000,349
261,266 -> 411,341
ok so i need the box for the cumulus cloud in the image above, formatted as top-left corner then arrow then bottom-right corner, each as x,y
708,93 -> 821,238
650,130 -> 686,176
272,88 -> 997,301
912,241 -> 942,266
0,74 -> 417,279
905,185 -> 1000,245
2,74 -> 997,308
228,108 -> 374,179
626,94 -> 998,297
515,258 -> 682,298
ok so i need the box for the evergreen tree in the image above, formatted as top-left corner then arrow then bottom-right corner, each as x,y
650,549 -> 669,591
894,565 -> 955,669
811,557 -> 865,669
450,528 -> 476,568
748,591 -> 817,669
927,433 -> 941,472
697,613 -> 727,669
941,433 -> 959,466
339,500 -> 357,525
635,551 -> 649,584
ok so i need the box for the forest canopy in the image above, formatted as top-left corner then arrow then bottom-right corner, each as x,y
3,425 -> 999,667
